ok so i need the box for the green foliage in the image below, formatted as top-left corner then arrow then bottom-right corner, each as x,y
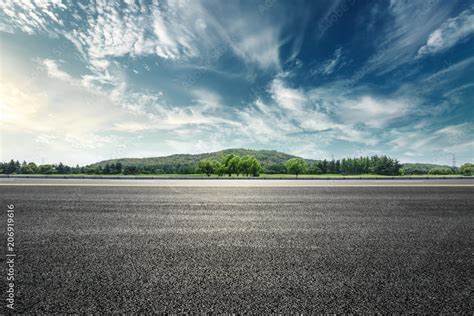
428,167 -> 454,175
0,149 -> 465,177
249,157 -> 262,176
400,167 -> 426,175
238,155 -> 262,176
101,162 -> 123,174
89,148 -> 303,174
286,158 -> 307,176
56,162 -> 66,174
38,164 -> 55,174
307,162 -> 323,174
460,163 -> 473,176
196,154 -> 262,176
198,160 -> 214,176
20,161 -> 37,174
2,160 -> 19,174
123,165 -> 139,175
213,161 -> 226,176
401,163 -> 454,174
226,155 -> 241,176
371,156 -> 402,175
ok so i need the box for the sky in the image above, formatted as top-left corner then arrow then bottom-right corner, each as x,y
0,0 -> 473,166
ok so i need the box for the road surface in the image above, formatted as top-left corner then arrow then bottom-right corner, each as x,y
1,179 -> 473,313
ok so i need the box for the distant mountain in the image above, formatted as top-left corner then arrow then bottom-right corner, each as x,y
90,151 -> 456,174
401,163 -> 454,171
90,148 -> 314,173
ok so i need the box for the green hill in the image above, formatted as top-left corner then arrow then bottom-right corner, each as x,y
90,148 -> 313,173
401,163 -> 453,171
401,163 -> 457,175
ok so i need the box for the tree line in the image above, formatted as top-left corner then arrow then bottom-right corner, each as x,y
299,156 -> 402,175
1,158 -> 472,176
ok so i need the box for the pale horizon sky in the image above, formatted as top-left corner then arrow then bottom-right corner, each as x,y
0,0 -> 473,166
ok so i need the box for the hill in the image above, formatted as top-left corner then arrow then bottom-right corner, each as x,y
401,163 -> 454,171
90,148 -> 312,173
90,150 -> 457,175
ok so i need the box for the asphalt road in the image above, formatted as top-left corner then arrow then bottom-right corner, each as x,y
1,182 -> 473,313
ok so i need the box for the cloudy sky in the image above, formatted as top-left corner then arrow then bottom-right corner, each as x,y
0,0 -> 473,165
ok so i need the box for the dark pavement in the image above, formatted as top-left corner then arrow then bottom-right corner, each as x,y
1,184 -> 473,313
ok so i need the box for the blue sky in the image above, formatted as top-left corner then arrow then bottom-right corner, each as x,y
0,0 -> 473,165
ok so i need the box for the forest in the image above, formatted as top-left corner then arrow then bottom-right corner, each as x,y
2,153 -> 471,176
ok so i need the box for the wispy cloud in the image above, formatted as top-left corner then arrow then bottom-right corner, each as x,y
339,96 -> 411,128
269,77 -> 306,111
41,59 -> 73,82
422,56 -> 474,86
0,1 -> 472,165
311,47 -> 344,76
417,6 -> 474,57
1,0 -> 283,71
240,77 -> 407,146
230,27 -> 281,69
368,1 -> 456,73
390,123 -> 474,163
0,0 -> 66,35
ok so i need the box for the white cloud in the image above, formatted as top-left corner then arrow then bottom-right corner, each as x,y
1,0 -> 283,71
390,123 -> 473,156
41,59 -> 73,82
0,1 -> 65,34
269,78 -> 339,132
421,56 -> 474,90
1,1 -> 471,165
340,96 -> 411,128
238,78 -> 392,146
231,28 -> 281,69
237,99 -> 297,142
417,6 -> 474,57
165,139 -> 227,156
434,122 -> 472,140
0,50 -> 235,164
365,1 -> 457,74
390,123 -> 474,163
191,89 -> 222,111
270,78 -> 306,110
312,47 -> 344,76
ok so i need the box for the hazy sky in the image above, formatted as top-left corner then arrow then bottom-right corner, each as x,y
0,0 -> 473,165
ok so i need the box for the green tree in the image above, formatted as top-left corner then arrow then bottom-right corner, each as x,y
4,160 -> 18,174
103,163 -> 111,174
71,164 -> 81,174
307,162 -> 322,174
56,162 -> 66,174
227,156 -> 240,176
64,165 -> 71,174
198,159 -> 214,176
222,154 -> 236,167
115,162 -> 123,174
238,155 -> 253,176
237,155 -> 262,176
248,156 -> 262,176
428,167 -> 453,175
123,165 -> 139,175
213,161 -> 226,176
83,166 -> 98,174
20,161 -> 36,174
286,158 -> 307,177
460,163 -> 473,176
38,164 -> 55,174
